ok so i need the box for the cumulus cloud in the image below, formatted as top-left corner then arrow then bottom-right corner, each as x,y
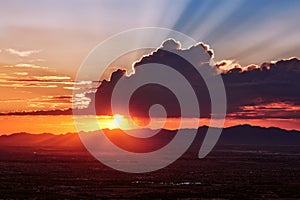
160,38 -> 181,51
159,39 -> 213,66
93,39 -> 216,118
5,48 -> 42,57
216,59 -> 260,74
216,60 -> 241,73
92,40 -> 300,120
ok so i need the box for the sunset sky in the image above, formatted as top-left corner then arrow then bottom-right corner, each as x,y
0,0 -> 300,134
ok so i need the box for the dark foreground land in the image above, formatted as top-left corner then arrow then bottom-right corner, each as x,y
0,144 -> 299,199
1,125 -> 300,199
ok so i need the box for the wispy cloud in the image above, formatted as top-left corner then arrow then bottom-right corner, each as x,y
33,76 -> 71,81
63,86 -> 80,90
5,48 -> 42,57
13,72 -> 28,76
228,102 -> 300,120
12,63 -> 48,69
0,83 -> 58,88
0,74 -> 72,88
0,70 -> 95,111
0,95 -> 74,113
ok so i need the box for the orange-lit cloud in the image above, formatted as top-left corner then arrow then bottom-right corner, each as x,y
0,62 -> 96,112
228,102 -> 300,119
216,59 -> 260,74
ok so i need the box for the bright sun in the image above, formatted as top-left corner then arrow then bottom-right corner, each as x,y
96,114 -> 135,130
113,114 -> 124,128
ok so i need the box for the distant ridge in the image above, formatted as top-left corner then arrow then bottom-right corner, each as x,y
216,124 -> 300,145
0,125 -> 299,148
0,132 -> 83,147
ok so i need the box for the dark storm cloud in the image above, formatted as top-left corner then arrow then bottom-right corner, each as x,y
93,39 -> 215,118
93,39 -> 300,120
223,58 -> 300,118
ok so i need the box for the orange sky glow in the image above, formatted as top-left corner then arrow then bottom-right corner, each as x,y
0,115 -> 299,136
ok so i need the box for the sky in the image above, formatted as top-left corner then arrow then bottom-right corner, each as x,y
0,0 -> 300,133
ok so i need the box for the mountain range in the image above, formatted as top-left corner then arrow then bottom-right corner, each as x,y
0,125 -> 299,148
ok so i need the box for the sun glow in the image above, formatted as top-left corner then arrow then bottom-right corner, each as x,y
97,114 -> 132,130
113,114 -> 124,129
113,114 -> 123,124
0,115 -> 299,136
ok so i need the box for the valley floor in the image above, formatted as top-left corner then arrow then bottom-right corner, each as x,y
0,145 -> 299,199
